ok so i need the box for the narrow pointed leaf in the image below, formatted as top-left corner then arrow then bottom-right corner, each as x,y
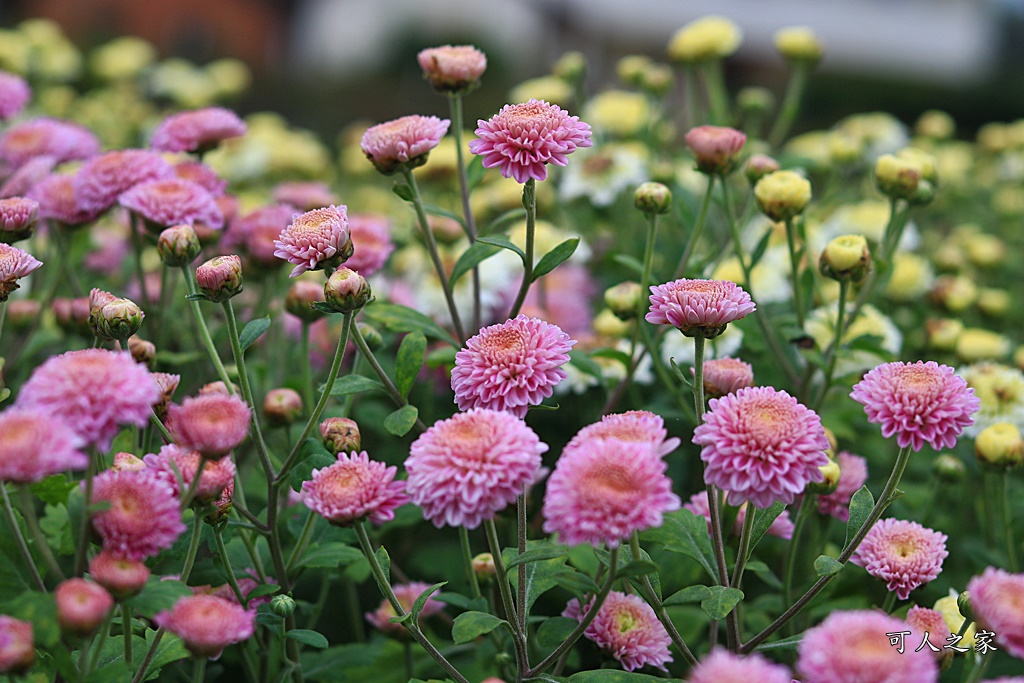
239,316 -> 271,351
532,238 -> 579,281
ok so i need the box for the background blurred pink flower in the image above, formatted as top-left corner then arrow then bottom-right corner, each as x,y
150,107 -> 247,154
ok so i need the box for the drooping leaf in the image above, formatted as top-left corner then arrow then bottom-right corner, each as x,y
700,586 -> 744,620
383,405 -> 419,437
814,555 -> 844,577
532,238 -> 579,281
287,629 -> 329,649
326,374 -> 386,397
408,582 -> 447,621
476,234 -> 526,262
239,316 -> 271,351
394,331 -> 427,400
363,302 -> 459,347
450,242 -> 501,288
423,203 -> 466,227
451,611 -> 508,644
845,485 -> 875,551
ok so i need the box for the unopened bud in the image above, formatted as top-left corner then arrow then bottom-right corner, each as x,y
264,388 -> 302,427
417,44 -> 487,94
823,427 -> 838,457
925,318 -> 963,351
604,281 -> 643,320
270,594 -> 296,618
112,452 -> 146,472
4,299 -> 40,330
820,234 -> 870,283
957,591 -> 974,625
324,268 -> 371,313
685,125 -> 747,176
200,380 -> 238,396
127,335 -> 155,366
55,578 -> 114,636
806,459 -> 841,495
700,357 -> 754,399
593,308 -> 631,338
633,182 -> 672,215
91,293 -> 144,342
157,225 -> 201,267
54,297 -> 92,336
285,280 -> 325,323
616,55 -> 651,87
915,110 -> 955,140
933,454 -> 965,483
151,372 -> 180,422
320,417 -> 361,455
774,26 -> 824,65
875,154 -> 921,200
88,550 -> 150,600
472,553 -> 496,581
358,323 -> 383,350
640,63 -> 673,97
737,87 -> 775,116
975,423 -> 1024,470
754,170 -> 812,221
956,328 -> 1011,363
552,51 -> 587,83
0,197 -> 40,243
196,255 -> 243,302
745,154 -> 780,186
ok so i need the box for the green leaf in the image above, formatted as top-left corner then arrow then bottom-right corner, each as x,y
423,203 -> 466,227
425,345 -> 458,368
40,504 -> 73,554
288,439 -> 336,492
466,155 -> 487,189
327,374 -> 386,397
127,578 -> 193,619
505,545 -> 569,570
536,616 -> 577,648
504,542 -> 569,614
141,627 -> 190,680
480,208 -> 524,237
616,560 -> 659,579
532,238 -> 579,281
395,331 -> 427,400
300,642 -> 382,680
595,545 -> 661,600
753,634 -> 803,652
383,405 -> 419,437
297,542 -> 364,569
287,629 -> 329,649
746,501 -> 787,562
451,611 -> 508,644
640,509 -> 718,582
0,592 -> 60,647
247,583 -> 282,599
814,555 -> 844,577
748,227 -> 774,269
845,485 -> 874,550
567,670 -> 667,682
239,316 -> 271,351
567,350 -> 603,378
409,582 -> 447,621
376,546 -> 390,583
551,569 -> 599,597
363,302 -> 460,347
700,586 -> 744,620
663,585 -> 711,606
477,234 -> 526,262
184,293 -> 207,301
30,474 -> 76,506
744,560 -> 783,589
435,592 -> 488,612
450,242 -> 501,287
392,183 -> 414,202
611,253 -> 644,276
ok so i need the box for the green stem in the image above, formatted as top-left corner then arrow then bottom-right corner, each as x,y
2,485 -> 45,590
75,453 -> 97,576
459,527 -> 482,600
516,493 -> 528,637
80,609 -> 114,683
448,92 -> 482,331
783,217 -> 804,327
629,534 -> 697,666
508,178 -> 536,321
214,525 -> 247,604
782,494 -> 813,622
963,652 -> 991,683
192,656 -> 207,683
732,503 -> 757,589
123,603 -> 134,666
701,60 -> 729,125
300,323 -> 313,411
181,265 -> 234,390
149,410 -> 173,445
768,64 -> 808,149
683,66 -> 699,128
483,519 -> 526,667
0,301 -> 7,346
155,264 -> 173,353
181,513 -> 204,582
349,322 -> 428,432
129,213 -> 150,308
881,590 -> 897,614
222,299 -> 274,480
813,279 -> 850,411
17,485 -> 64,581
675,178 -> 715,279
179,458 -> 208,511
286,511 -> 318,575
1000,474 -> 1019,572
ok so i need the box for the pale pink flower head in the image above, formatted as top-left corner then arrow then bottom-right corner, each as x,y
417,44 -> 488,92
817,451 -> 868,521
173,161 -> 227,196
0,71 -> 31,120
272,181 -> 338,211
74,149 -> 175,215
119,178 -> 224,231
346,213 -> 395,276
647,278 -> 756,338
365,581 -> 444,636
111,452 -> 146,472
851,518 -> 948,600
144,444 -> 236,503
0,196 -> 39,243
568,410 -> 680,458
88,549 -> 150,600
452,314 -> 576,418
470,99 -> 592,183
302,450 -> 409,526
274,204 -> 352,277
27,172 -> 101,225
566,591 -> 672,672
18,349 -> 161,451
360,115 -> 450,175
155,594 -> 255,658
226,204 -> 295,266
685,125 -> 747,175
0,615 -> 35,675
0,243 -> 42,301
797,610 -> 938,683
693,386 -> 830,508
851,360 -> 980,451
55,578 -> 113,636
700,357 -> 754,398
967,566 -> 1024,659
689,648 -> 792,683
406,409 -> 547,528
195,254 -> 243,302
906,606 -> 954,666
150,107 -> 247,154
1,154 -> 57,198
0,117 -> 100,168
89,468 -> 186,560
167,393 -> 251,460
543,439 -> 680,548
0,406 -> 88,483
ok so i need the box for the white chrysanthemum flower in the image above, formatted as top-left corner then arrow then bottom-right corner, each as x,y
559,144 -> 648,208
957,362 -> 1024,437
804,303 -> 902,378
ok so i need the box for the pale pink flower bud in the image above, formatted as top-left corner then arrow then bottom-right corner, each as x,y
320,417 -> 360,455
168,393 -> 251,459
154,594 -> 255,658
0,242 -> 42,301
196,255 -> 243,302
0,616 -> 34,674
417,45 -> 487,93
284,279 -> 325,323
361,115 -> 450,175
263,388 -> 302,426
274,205 -> 352,277
55,578 -> 114,636
0,196 -> 40,243
157,224 -> 202,267
89,550 -> 151,600
324,267 -> 371,313
684,125 -> 747,175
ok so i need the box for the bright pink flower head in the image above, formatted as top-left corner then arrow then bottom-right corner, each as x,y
272,181 -> 338,211
967,566 -> 1024,659
851,518 -> 948,600
906,606 -> 954,665
74,149 -> 175,215
700,357 -> 754,398
0,242 -> 42,301
567,410 -> 680,458
685,125 -> 747,175
144,444 -> 236,503
543,439 -> 680,547
154,594 -> 255,658
360,115 -> 450,175
406,409 -> 547,528
418,44 -> 488,92
0,196 -> 38,242
694,386 -> 829,508
167,393 -> 251,459
173,161 -> 227,196
0,117 -> 99,168
565,591 -> 672,672
797,610 -> 938,683
302,450 -> 409,526
366,581 -> 444,636
646,278 -> 756,338
18,349 -> 161,451
89,468 -> 186,560
470,99 -> 592,183
0,71 -> 31,120
119,178 -> 224,231
88,549 -> 150,600
226,204 -> 295,266
346,213 -> 394,276
1,154 -> 57,198
851,360 -> 980,451
274,204 -> 352,277
27,173 -> 101,225
452,315 -> 575,417
689,648 -> 792,683
0,615 -> 35,674
55,578 -> 113,636
817,451 -> 868,521
150,107 -> 247,154
0,406 -> 88,483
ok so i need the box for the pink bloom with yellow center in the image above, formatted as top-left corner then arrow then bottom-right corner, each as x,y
0,615 -> 35,674
646,278 -> 756,338
967,566 -> 1024,659
226,204 -> 295,266
694,386 -> 830,508
90,468 -> 186,560
360,115 -> 450,175
274,204 -> 351,277
851,518 -> 948,600
406,409 -> 547,529
366,581 -> 445,636
817,451 -> 868,521
543,439 -> 680,548
74,149 -> 175,215
0,406 -> 88,483
452,314 -> 575,418
906,606 -> 955,666
346,213 -> 394,276
18,349 -> 161,451
564,591 -> 672,672
417,45 -> 487,92
470,99 -> 592,183
174,161 -> 227,196
0,117 -> 99,168
0,243 -> 42,301
688,648 -> 792,683
55,578 -> 113,636
154,594 -> 255,658
167,393 -> 251,459
88,550 -> 150,600
302,450 -> 409,526
272,181 -> 338,211
144,444 -> 236,502
150,107 -> 247,154
851,360 -> 980,451
0,71 -> 31,120
27,173 -> 101,225
119,178 -> 224,230
700,356 -> 754,398
798,610 -> 938,683
567,410 -> 680,458
0,196 -> 38,241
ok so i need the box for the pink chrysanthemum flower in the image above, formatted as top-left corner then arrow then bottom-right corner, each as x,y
0,406 -> 88,483
406,409 -> 547,528
74,149 -> 175,215
365,581 -> 444,636
119,178 -> 224,230
851,360 -> 980,451
55,578 -> 113,636
543,439 -> 680,547
851,518 -> 948,600
273,204 -> 352,277
452,315 -> 575,417
418,45 -> 487,92
346,213 -> 394,276
567,410 -> 680,458
0,71 -> 31,120
906,606 -> 955,666
817,451 -> 868,521
564,591 -> 672,672
150,107 -> 247,154
272,181 -> 338,211
967,566 -> 1024,659
0,196 -> 38,242
360,115 -> 450,175
798,610 -> 938,683
1,154 -> 57,198
27,173 -> 101,225
18,349 -> 160,451
302,450 -> 409,526
688,648 -> 792,683
88,550 -> 150,600
0,615 -> 35,674
694,386 -> 830,508
226,204 -> 294,266
0,117 -> 99,168
144,444 -> 236,503
155,594 -> 255,658
173,161 -> 227,196
699,357 -> 755,398
470,99 -> 592,183
89,468 -> 186,560
0,243 -> 42,301
167,393 -> 251,460
646,278 -> 756,338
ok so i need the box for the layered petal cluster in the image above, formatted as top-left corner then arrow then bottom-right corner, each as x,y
851,518 -> 948,600
700,357 -> 754,398
688,649 -> 792,683
0,243 -> 42,301
154,594 -> 255,658
646,278 -> 755,337
0,196 -> 38,241
227,204 -> 294,266
967,567 -> 1024,659
0,406 -> 88,483
150,107 -> 247,153
119,178 -> 224,230
906,606 -> 955,666
173,161 -> 227,195
360,115 -> 450,174
564,591 -> 672,672
167,393 -> 251,459
0,615 -> 34,674
27,173 -> 101,225
144,444 -> 236,502
274,204 -> 351,277
816,451 -> 868,521
302,450 -> 409,526
74,149 -> 174,214
346,213 -> 394,276
566,410 -> 680,458
417,45 -> 487,92
89,468 -> 186,560
0,117 -> 99,168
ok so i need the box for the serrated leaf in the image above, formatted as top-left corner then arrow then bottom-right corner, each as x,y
383,405 -> 419,436
363,302 -> 459,347
532,238 -> 579,280
297,542 -> 364,568
700,586 -> 744,620
505,545 -> 569,570
395,331 -> 427,400
640,509 -> 718,582
287,629 -> 329,649
477,235 -> 526,262
663,585 -> 712,606
612,253 -> 644,276
813,554 -> 843,577
845,485 -> 875,551
30,474 -> 76,506
450,242 -> 501,287
326,374 -> 386,397
239,316 -> 271,351
288,439 -> 336,492
746,501 -> 787,562
451,611 -> 508,644
409,582 -> 447,621
392,183 -> 414,202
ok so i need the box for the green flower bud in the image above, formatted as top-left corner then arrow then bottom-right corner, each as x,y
932,454 -> 966,483
157,224 -> 201,267
820,234 -> 871,283
320,417 -> 361,455
324,268 -> 371,313
604,281 -> 643,321
270,594 -> 296,618
633,182 -> 672,215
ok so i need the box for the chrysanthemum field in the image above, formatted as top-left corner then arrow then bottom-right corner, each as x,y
1,14 -> 1023,683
